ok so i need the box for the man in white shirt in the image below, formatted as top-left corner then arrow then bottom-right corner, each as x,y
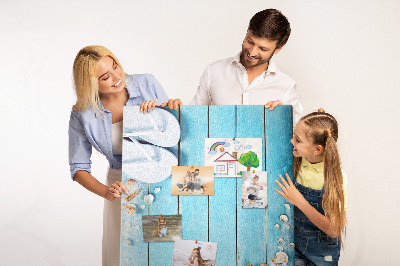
189,9 -> 302,124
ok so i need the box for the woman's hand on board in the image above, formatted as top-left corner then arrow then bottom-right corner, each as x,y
160,99 -> 182,110
275,173 -> 306,207
105,181 -> 128,201
140,100 -> 159,113
140,98 -> 182,113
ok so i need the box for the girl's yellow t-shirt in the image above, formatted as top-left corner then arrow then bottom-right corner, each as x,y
296,157 -> 348,210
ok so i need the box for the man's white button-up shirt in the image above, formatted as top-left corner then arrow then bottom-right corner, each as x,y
190,53 -> 303,124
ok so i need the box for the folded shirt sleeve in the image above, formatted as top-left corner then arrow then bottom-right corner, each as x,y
68,110 -> 92,180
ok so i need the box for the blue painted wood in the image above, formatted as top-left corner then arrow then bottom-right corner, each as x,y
179,106 -> 209,242
148,107 -> 180,266
120,105 -> 294,266
265,105 -> 294,265
236,105 -> 267,266
120,172 -> 149,266
208,105 -> 237,266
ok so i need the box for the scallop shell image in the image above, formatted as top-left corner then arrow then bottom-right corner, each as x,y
125,179 -> 137,190
144,194 -> 154,205
278,237 -> 283,243
272,246 -> 288,265
284,203 -> 290,210
290,242 -> 295,247
123,204 -> 137,214
280,214 -> 288,223
286,224 -> 291,229
274,224 -> 280,229
140,205 -> 146,209
154,187 -> 161,193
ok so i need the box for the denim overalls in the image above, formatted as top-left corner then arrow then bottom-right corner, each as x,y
294,182 -> 340,266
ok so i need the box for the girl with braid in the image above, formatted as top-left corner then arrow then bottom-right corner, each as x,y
275,108 -> 347,265
184,247 -> 211,266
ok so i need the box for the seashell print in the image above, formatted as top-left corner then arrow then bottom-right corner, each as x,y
154,187 -> 161,193
123,203 -> 137,214
274,224 -> 280,229
140,205 -> 146,209
278,237 -> 283,243
126,188 -> 142,202
284,203 -> 290,210
272,246 -> 288,265
280,214 -> 288,223
125,238 -> 133,246
125,179 -> 137,190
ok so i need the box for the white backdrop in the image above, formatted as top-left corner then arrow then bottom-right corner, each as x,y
1,0 -> 399,265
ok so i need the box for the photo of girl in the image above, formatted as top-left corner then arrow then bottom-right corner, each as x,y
172,240 -> 217,266
172,167 -> 214,195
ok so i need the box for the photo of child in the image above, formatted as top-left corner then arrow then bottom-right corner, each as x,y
172,239 -> 217,266
142,214 -> 182,242
242,171 -> 267,208
172,166 -> 214,195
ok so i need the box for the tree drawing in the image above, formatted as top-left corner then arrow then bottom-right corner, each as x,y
238,151 -> 259,171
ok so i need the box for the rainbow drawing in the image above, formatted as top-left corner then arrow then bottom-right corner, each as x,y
210,142 -> 225,151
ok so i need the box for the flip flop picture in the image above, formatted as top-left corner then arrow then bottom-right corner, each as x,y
123,106 -> 180,148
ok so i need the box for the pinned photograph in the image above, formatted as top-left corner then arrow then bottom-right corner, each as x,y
242,171 -> 267,208
171,239 -> 217,266
204,138 -> 262,177
142,214 -> 182,242
171,166 -> 214,195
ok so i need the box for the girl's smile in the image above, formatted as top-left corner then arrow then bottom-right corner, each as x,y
291,121 -> 324,163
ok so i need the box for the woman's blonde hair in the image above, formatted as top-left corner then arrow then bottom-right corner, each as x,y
72,45 -> 124,116
293,108 -> 347,245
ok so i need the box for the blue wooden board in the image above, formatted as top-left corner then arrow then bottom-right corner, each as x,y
236,105 -> 267,265
208,106 -> 237,266
120,105 -> 294,266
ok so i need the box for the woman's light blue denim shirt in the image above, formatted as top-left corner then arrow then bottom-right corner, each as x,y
68,74 -> 169,180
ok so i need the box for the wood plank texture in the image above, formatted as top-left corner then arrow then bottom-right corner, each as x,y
236,105 -> 267,265
179,106 -> 209,242
120,105 -> 294,266
265,105 -> 294,265
208,105 -> 237,266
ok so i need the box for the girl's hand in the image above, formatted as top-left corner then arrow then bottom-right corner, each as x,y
275,173 -> 306,207
140,100 -> 158,113
105,181 -> 128,201
161,99 -> 182,110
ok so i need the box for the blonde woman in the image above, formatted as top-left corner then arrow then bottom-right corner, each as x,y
69,45 -> 178,265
